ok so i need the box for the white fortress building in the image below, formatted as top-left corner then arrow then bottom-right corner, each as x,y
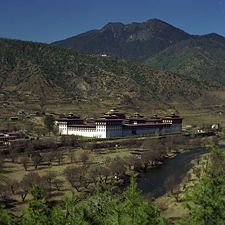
57,110 -> 183,139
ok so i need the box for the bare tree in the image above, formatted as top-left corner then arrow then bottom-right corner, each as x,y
20,156 -> 30,171
55,151 -> 64,165
31,152 -> 43,169
18,172 -> 42,202
68,151 -> 76,163
8,146 -> 18,163
125,155 -> 138,171
141,151 -> 155,170
25,142 -> 34,156
89,165 -> 110,184
79,151 -> 89,167
44,151 -> 55,167
109,157 -> 127,178
100,166 -> 110,183
64,166 -> 86,192
3,178 -> 18,195
0,157 -> 4,172
142,139 -> 166,164
42,171 -> 57,191
88,165 -> 99,185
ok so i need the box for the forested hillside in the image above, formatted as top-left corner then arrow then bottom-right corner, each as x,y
0,38 -> 207,111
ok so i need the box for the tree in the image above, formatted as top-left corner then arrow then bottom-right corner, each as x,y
79,151 -> 89,167
109,157 -> 127,179
42,171 -> 57,192
21,189 -> 49,225
0,184 -> 10,206
64,166 -> 86,192
141,150 -> 155,170
44,151 -> 55,167
68,151 -> 76,163
89,165 -> 110,185
25,142 -> 34,156
3,178 -> 18,195
18,172 -> 42,202
20,156 -> 30,171
121,177 -> 165,225
31,152 -> 42,169
0,157 -> 4,173
8,146 -> 18,163
181,144 -> 225,225
55,151 -> 64,165
44,115 -> 55,133
0,204 -> 15,225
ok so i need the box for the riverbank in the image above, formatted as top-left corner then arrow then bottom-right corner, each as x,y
154,151 -> 210,224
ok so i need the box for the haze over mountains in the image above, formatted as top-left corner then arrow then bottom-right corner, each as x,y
1,18 -> 225,112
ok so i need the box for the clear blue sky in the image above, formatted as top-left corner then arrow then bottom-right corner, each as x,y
0,0 -> 225,43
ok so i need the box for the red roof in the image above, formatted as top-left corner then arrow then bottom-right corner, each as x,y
123,123 -> 171,129
0,136 -> 17,140
68,124 -> 96,128
95,118 -> 123,122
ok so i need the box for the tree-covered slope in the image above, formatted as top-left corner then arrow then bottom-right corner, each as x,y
146,34 -> 225,88
0,38 -> 207,109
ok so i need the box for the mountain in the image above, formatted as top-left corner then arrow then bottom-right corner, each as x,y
0,38 -> 206,112
146,33 -> 225,87
52,19 -> 191,62
52,18 -> 225,88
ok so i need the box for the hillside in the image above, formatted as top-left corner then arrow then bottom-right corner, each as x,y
0,38 -> 207,113
146,34 -> 225,88
52,19 -> 191,62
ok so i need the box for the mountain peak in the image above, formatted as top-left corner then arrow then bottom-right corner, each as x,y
52,18 -> 190,62
145,18 -> 168,24
101,22 -> 125,32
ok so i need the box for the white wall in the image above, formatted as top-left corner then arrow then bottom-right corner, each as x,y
67,127 -> 98,138
58,121 -> 182,138
58,122 -> 68,135
96,122 -> 107,138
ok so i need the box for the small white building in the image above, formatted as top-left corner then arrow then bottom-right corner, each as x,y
57,111 -> 183,139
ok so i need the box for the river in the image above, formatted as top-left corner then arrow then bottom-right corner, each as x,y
137,148 -> 209,198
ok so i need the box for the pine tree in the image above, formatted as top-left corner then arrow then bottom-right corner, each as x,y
181,144 -> 225,225
121,177 -> 165,225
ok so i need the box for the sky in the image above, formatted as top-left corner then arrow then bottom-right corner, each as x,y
0,0 -> 225,43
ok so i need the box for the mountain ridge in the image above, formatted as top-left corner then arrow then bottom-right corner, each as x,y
52,18 -> 191,62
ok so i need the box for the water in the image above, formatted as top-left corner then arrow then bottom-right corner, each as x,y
137,148 -> 209,198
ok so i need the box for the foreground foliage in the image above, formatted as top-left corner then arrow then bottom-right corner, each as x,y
0,178 -> 165,225
181,144 -> 225,225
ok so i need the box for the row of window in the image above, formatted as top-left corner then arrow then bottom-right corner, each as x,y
69,128 -> 95,132
163,120 -> 172,123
